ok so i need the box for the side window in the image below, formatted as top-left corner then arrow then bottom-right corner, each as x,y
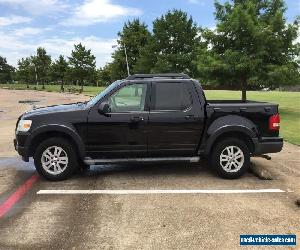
107,83 -> 147,112
152,82 -> 192,111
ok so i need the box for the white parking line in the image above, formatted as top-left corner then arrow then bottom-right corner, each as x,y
37,189 -> 286,195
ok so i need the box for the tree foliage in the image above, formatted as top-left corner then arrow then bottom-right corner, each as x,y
32,47 -> 51,89
97,64 -> 113,86
17,57 -> 33,88
51,55 -> 69,91
195,0 -> 300,100
135,10 -> 199,76
109,19 -> 151,80
68,43 -> 96,92
0,56 -> 14,83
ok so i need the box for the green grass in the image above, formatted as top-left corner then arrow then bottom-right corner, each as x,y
1,83 -> 299,145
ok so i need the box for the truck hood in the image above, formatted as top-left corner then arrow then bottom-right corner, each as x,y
23,102 -> 87,118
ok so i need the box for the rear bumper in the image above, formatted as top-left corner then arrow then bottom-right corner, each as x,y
253,137 -> 283,155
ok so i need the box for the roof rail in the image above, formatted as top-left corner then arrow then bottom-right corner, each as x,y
126,73 -> 190,80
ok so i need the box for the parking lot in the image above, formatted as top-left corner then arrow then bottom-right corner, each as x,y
0,89 -> 299,249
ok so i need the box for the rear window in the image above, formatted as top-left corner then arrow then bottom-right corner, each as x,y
152,82 -> 192,111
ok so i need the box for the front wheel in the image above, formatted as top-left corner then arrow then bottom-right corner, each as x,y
34,137 -> 78,181
210,138 -> 250,179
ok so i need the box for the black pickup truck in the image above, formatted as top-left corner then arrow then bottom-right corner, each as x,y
14,74 -> 283,180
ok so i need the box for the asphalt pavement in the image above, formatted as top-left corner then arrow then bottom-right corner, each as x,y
0,156 -> 299,250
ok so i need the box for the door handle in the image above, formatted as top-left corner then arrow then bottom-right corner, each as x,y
185,115 -> 195,120
130,116 -> 144,122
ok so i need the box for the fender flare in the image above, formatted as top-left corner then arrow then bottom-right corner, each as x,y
25,124 -> 86,158
203,115 -> 258,155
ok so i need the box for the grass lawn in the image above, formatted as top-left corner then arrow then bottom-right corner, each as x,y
1,83 -> 299,145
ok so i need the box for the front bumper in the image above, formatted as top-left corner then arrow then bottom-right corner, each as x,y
253,137 -> 283,155
14,134 -> 30,162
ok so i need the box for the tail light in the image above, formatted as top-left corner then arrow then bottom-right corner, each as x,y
269,113 -> 280,131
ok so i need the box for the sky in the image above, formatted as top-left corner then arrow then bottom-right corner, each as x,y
0,0 -> 299,68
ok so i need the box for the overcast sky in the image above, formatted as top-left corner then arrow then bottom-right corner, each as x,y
0,0 -> 299,68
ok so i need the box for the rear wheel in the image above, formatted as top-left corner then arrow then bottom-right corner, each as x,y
210,138 -> 250,179
34,137 -> 78,181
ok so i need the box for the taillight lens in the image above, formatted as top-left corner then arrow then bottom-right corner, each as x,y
269,113 -> 280,131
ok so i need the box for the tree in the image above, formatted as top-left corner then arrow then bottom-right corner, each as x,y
110,19 -> 151,80
51,55 -> 69,91
32,47 -> 51,89
97,64 -> 112,86
135,10 -> 200,76
68,43 -> 96,92
196,0 -> 300,100
17,57 -> 33,88
0,56 -> 14,83
133,36 -> 158,74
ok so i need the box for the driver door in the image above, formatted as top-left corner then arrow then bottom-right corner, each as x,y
86,82 -> 149,158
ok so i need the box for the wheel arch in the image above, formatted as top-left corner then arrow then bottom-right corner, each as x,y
203,115 -> 258,156
26,125 -> 85,159
206,131 -> 255,156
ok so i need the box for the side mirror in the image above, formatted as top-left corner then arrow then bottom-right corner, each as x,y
98,102 -> 111,116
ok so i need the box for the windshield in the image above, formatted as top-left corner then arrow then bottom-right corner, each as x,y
87,80 -> 123,106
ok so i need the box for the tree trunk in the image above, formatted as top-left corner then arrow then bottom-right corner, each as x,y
241,77 -> 247,102
61,79 -> 64,92
42,80 -> 45,90
80,80 -> 83,93
26,81 -> 29,89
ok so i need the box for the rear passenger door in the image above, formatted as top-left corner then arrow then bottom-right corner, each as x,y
148,81 -> 205,156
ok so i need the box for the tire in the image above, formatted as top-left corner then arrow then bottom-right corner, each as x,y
34,137 -> 78,181
210,137 -> 250,179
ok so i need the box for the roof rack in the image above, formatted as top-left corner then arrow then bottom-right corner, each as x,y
126,73 -> 190,80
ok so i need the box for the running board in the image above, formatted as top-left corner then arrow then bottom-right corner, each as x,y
84,156 -> 200,165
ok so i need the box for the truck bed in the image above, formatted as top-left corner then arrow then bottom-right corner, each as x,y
205,100 -> 279,138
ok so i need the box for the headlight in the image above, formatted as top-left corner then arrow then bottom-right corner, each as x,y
17,120 -> 32,132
